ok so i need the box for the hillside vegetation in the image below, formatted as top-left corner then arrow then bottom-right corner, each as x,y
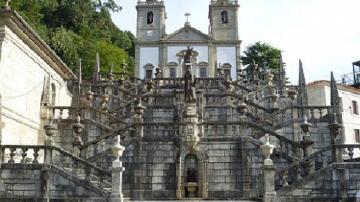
1,0 -> 135,77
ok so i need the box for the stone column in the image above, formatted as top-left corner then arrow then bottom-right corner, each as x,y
261,134 -> 276,202
43,123 -> 57,202
111,135 -> 125,202
176,154 -> 182,199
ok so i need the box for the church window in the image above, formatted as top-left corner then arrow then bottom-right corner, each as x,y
221,10 -> 228,23
170,68 -> 177,78
355,129 -> 360,143
199,67 -> 207,78
51,83 -> 56,106
144,64 -> 154,80
146,69 -> 153,80
352,100 -> 359,115
147,11 -> 154,24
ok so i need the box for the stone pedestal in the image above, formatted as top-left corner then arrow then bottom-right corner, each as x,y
263,163 -> 277,202
111,160 -> 125,202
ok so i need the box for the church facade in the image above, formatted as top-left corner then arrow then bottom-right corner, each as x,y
135,0 -> 241,80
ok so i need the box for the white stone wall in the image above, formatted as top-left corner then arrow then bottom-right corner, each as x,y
216,46 -> 236,79
308,83 -> 360,156
0,26 -> 72,145
167,46 -> 209,78
139,47 -> 159,79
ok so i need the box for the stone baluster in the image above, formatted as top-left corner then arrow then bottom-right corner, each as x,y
8,147 -> 16,163
309,108 -> 315,120
348,148 -> 354,160
111,135 -> 125,202
261,134 -> 276,201
59,108 -> 63,120
33,148 -> 40,164
20,147 -> 28,163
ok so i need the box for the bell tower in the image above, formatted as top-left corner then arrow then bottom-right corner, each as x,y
136,0 -> 166,42
209,0 -> 239,41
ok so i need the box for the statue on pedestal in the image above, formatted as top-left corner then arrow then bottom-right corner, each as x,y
184,68 -> 196,103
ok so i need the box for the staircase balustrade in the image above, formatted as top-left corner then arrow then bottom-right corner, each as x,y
275,145 -> 332,189
0,145 -> 111,189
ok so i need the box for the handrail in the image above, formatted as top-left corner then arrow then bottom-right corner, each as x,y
276,145 -> 332,175
79,124 -> 135,151
52,145 -> 111,177
246,121 -> 303,148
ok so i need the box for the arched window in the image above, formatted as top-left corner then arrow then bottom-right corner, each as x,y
221,10 -> 228,23
144,64 -> 154,80
198,62 -> 208,78
147,11 -> 154,24
167,62 -> 178,78
51,83 -> 56,106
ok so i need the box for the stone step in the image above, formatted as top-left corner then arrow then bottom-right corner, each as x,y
127,200 -> 259,202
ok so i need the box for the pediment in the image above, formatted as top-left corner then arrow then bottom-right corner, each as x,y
164,26 -> 213,42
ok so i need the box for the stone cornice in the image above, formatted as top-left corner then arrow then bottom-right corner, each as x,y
136,40 -> 241,46
0,9 -> 76,80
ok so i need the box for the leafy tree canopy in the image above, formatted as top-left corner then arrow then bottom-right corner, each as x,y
241,42 -> 282,79
0,0 -> 135,77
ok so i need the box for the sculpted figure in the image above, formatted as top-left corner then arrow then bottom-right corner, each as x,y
184,68 -> 196,102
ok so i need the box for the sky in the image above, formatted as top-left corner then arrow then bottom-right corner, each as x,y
112,0 -> 360,84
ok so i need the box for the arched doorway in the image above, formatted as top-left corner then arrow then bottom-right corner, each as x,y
185,154 -> 199,198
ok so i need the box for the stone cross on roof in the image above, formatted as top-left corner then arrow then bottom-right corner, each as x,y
185,12 -> 191,23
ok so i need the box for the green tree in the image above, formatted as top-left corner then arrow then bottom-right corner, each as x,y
49,27 -> 84,68
80,40 -> 129,76
241,42 -> 282,80
0,0 -> 135,77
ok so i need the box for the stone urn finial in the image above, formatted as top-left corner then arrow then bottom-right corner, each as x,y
328,113 -> 342,138
287,89 -> 298,100
261,134 -> 275,165
44,121 -> 57,145
300,115 -> 312,134
112,135 -> 125,161
134,97 -> 146,116
236,97 -> 248,115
